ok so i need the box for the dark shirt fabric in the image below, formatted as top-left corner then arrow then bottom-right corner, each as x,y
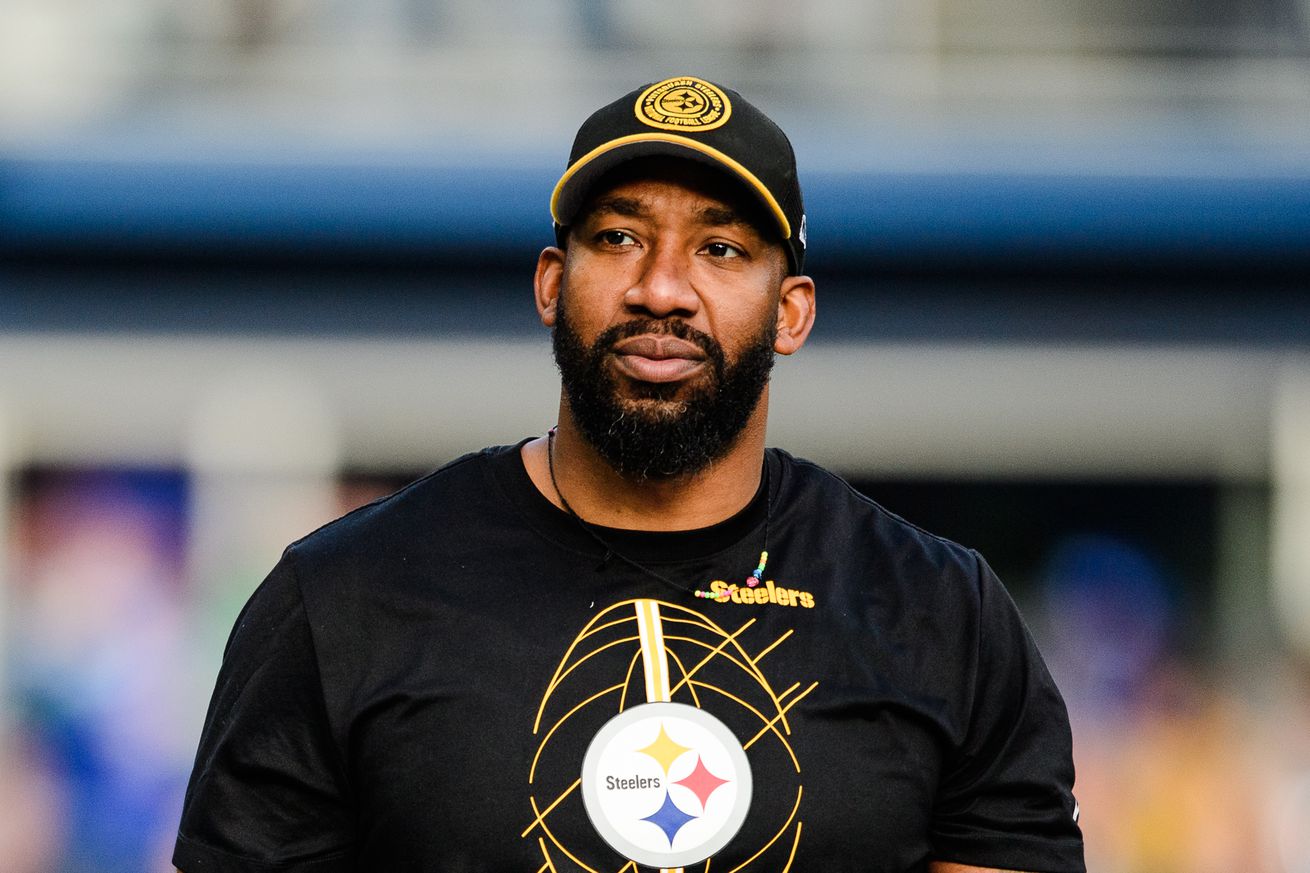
175,443 -> 1085,873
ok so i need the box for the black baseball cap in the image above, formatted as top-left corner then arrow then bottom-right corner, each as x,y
550,76 -> 807,274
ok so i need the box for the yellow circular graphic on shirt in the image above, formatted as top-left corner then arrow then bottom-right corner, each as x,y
636,77 -> 732,131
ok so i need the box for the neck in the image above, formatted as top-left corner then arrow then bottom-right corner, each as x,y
522,393 -> 770,531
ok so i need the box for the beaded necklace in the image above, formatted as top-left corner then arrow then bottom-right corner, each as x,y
545,428 -> 769,602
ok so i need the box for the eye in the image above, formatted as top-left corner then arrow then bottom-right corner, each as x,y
597,229 -> 637,247
702,241 -> 743,259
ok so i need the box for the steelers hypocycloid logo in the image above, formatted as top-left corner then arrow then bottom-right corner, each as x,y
636,77 -> 732,132
524,598 -> 817,872
582,703 -> 751,868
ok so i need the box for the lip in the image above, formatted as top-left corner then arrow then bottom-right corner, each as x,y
610,335 -> 708,383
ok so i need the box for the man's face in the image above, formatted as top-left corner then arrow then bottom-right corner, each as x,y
549,160 -> 788,481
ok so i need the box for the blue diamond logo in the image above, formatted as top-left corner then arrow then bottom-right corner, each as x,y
640,789 -> 697,847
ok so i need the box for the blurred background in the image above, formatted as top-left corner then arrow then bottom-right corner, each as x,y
2,1 -> 1310,871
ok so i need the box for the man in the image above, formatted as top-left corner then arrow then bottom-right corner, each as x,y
174,76 -> 1084,873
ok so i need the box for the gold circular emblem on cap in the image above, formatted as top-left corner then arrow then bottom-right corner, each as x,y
635,77 -> 732,132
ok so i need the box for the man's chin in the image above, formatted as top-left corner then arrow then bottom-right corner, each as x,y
610,371 -> 708,407
615,395 -> 692,424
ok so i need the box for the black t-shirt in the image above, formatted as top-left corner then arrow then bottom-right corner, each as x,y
174,443 -> 1084,873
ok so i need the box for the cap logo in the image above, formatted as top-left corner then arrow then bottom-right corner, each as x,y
635,77 -> 732,132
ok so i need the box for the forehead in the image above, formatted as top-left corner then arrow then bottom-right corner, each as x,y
573,157 -> 779,240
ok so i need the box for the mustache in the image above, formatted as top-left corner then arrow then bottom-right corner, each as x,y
595,319 -> 723,363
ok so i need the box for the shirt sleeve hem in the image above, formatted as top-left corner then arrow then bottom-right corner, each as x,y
932,832 -> 1086,873
173,833 -> 355,873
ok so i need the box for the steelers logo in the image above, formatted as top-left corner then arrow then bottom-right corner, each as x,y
524,598 -> 816,871
636,77 -> 732,132
581,703 -> 752,867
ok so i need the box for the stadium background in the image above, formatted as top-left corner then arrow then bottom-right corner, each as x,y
2,1 -> 1310,870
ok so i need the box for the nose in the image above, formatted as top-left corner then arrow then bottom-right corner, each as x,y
623,242 -> 700,318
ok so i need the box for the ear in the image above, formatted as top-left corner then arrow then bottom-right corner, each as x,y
535,246 -> 566,327
774,275 -> 816,355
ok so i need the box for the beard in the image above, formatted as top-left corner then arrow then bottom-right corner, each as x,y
552,301 -> 777,481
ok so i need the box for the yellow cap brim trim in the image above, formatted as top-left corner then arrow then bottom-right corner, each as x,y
550,133 -> 792,240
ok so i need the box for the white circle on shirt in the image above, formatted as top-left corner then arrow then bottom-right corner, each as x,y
581,702 -> 752,868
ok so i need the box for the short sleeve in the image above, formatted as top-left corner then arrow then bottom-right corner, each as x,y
931,551 -> 1086,873
174,551 -> 357,873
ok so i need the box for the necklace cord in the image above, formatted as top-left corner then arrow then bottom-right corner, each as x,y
545,428 -> 770,600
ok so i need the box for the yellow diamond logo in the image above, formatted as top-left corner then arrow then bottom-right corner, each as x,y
636,723 -> 691,774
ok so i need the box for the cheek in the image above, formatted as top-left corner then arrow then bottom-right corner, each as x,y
562,260 -> 634,328
706,288 -> 779,347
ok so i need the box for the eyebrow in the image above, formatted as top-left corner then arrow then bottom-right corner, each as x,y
695,204 -> 754,231
585,197 -> 758,233
586,195 -> 648,219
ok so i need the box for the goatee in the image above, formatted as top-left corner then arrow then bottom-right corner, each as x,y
552,304 -> 776,481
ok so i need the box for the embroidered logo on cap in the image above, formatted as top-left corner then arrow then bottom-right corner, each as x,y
635,77 -> 732,132
581,702 -> 752,868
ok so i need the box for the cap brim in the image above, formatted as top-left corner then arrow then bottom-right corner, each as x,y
550,133 -> 792,241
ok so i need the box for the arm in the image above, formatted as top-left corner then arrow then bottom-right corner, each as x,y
172,553 -> 356,872
931,865 -> 1030,873
928,551 -> 1084,873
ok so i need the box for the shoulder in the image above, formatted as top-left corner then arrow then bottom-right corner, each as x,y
276,443 -> 526,605
259,444 -> 525,669
293,445 -> 506,556
772,448 -> 983,588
